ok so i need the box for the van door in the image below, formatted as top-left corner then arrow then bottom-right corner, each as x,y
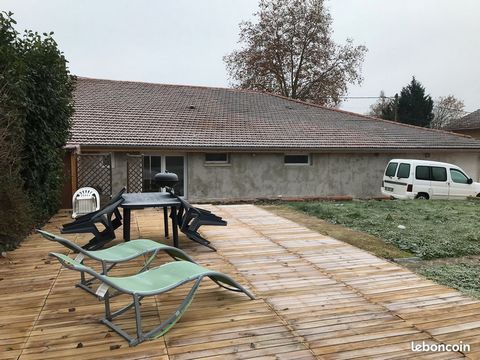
430,166 -> 448,199
383,161 -> 410,195
414,165 -> 432,198
383,161 -> 399,194
391,162 -> 411,194
448,168 -> 474,199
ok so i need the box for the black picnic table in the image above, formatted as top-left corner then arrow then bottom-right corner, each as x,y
121,192 -> 181,247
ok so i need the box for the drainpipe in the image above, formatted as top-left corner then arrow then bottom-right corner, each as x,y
64,144 -> 81,194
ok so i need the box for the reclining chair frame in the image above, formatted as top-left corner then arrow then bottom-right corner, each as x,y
37,229 -> 195,296
49,252 -> 255,346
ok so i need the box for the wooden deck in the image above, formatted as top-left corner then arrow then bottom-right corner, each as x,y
1,204 -> 480,359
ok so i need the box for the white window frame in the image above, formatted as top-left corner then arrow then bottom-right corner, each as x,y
204,153 -> 230,166
284,153 -> 311,166
142,153 -> 187,196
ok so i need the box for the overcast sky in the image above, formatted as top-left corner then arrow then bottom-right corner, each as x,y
2,0 -> 479,114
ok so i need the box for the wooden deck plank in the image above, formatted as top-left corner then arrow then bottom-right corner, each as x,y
1,205 -> 479,358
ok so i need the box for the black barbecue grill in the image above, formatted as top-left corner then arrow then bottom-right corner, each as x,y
154,172 -> 179,190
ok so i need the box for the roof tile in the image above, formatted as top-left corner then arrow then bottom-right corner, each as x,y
444,109 -> 480,130
70,78 -> 480,151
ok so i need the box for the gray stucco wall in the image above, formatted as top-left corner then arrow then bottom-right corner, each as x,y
96,151 -> 480,201
186,151 -> 480,201
111,152 -> 128,194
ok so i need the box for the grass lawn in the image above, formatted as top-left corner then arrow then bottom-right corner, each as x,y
416,261 -> 480,299
264,199 -> 480,299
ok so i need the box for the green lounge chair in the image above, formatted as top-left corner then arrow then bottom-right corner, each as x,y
49,252 -> 255,346
37,229 -> 195,296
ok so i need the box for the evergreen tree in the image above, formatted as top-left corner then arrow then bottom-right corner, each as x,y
397,77 -> 433,127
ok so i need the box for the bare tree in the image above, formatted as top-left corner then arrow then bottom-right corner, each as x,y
224,0 -> 367,107
368,91 -> 392,118
431,95 -> 465,129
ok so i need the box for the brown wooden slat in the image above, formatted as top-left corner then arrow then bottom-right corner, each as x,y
2,205 -> 479,358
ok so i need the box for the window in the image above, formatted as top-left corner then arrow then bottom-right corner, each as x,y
385,162 -> 398,177
431,167 -> 447,182
415,166 -> 448,182
142,155 -> 185,195
205,153 -> 229,164
397,163 -> 410,178
450,169 -> 469,184
415,166 -> 430,180
143,155 -> 162,192
284,154 -> 310,165
166,156 -> 185,196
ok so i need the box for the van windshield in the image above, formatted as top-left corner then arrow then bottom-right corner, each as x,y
385,162 -> 398,177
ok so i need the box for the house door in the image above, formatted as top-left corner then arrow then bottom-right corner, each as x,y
142,155 -> 186,196
448,168 -> 474,199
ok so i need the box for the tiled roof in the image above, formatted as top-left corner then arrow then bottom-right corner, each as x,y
444,109 -> 480,131
70,77 -> 480,151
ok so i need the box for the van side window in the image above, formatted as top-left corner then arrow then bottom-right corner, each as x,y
397,163 -> 411,178
385,162 -> 398,177
431,167 -> 447,182
415,166 -> 430,180
450,169 -> 469,184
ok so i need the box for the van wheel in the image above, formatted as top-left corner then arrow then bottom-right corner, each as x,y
416,193 -> 429,200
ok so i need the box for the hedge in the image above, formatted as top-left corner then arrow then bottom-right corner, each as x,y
0,12 -> 75,250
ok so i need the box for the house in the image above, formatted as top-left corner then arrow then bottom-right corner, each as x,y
63,77 -> 480,203
444,109 -> 480,139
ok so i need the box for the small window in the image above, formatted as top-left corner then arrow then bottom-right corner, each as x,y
431,167 -> 447,182
284,154 -> 310,165
385,162 -> 398,177
415,166 -> 430,180
397,163 -> 411,178
450,169 -> 469,184
205,153 -> 229,164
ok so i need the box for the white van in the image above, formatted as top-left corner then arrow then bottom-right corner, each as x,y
381,159 -> 480,199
